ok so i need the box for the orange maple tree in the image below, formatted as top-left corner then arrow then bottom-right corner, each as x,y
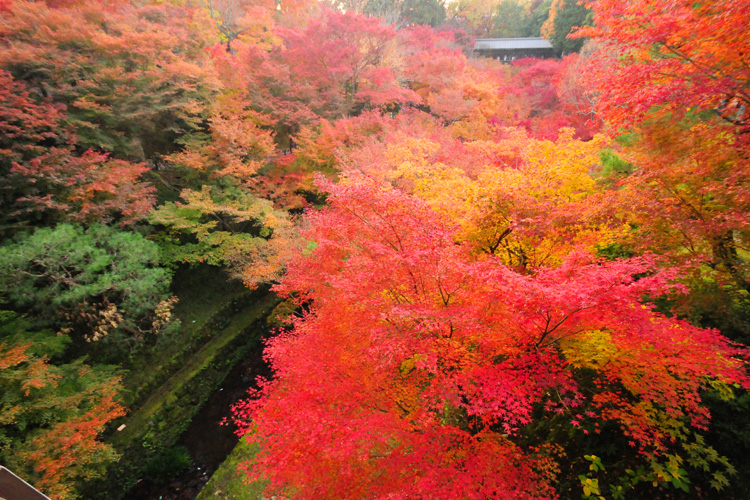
576,0 -> 750,285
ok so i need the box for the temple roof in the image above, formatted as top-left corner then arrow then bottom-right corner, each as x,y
474,37 -> 553,51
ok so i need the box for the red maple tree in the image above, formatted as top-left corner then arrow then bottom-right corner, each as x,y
235,175 -> 748,499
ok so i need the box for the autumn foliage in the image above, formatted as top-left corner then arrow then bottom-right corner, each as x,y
235,173 -> 748,498
1,0 -> 749,498
0,313 -> 125,500
230,1 -> 750,498
576,0 -> 750,278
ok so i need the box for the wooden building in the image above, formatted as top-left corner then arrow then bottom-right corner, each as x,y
474,37 -> 556,61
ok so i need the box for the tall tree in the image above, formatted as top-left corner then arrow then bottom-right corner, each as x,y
222,8 -> 419,147
446,0 -> 497,36
541,0 -> 591,54
576,0 -> 750,132
490,0 -> 531,38
273,9 -> 417,119
400,0 -> 446,27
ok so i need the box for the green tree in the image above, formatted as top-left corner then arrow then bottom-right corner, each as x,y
0,224 -> 177,354
484,0 -> 553,39
549,0 -> 591,54
400,0 -> 446,27
490,0 -> 528,37
361,0 -> 446,27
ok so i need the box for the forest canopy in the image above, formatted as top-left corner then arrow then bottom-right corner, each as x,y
0,0 -> 748,499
